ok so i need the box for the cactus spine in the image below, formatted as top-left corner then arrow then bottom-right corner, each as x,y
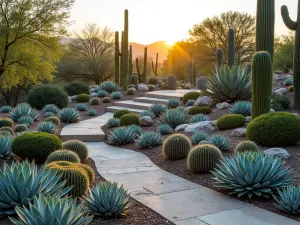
128,45 -> 133,84
216,48 -> 223,67
62,140 -> 88,163
251,51 -> 273,118
136,47 -> 148,83
114,32 -> 120,84
163,134 -> 191,160
227,28 -> 235,68
256,0 -> 275,60
152,53 -> 158,76
281,2 -> 300,109
46,150 -> 80,164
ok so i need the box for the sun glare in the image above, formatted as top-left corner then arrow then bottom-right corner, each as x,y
166,39 -> 176,46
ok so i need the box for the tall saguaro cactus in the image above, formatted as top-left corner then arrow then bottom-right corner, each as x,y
227,28 -> 235,68
152,53 -> 159,76
136,47 -> 148,83
120,9 -> 129,90
216,48 -> 223,67
114,32 -> 120,84
256,0 -> 275,60
128,45 -> 133,84
252,51 -> 273,118
281,2 -> 300,109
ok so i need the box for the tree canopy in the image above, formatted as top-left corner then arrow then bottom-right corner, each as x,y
274,33 -> 294,73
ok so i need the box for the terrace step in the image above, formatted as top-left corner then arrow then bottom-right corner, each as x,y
106,106 -> 144,113
145,89 -> 200,99
114,100 -> 152,110
133,97 -> 168,105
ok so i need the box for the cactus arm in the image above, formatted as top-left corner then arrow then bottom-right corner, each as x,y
136,58 -> 142,83
281,6 -> 297,30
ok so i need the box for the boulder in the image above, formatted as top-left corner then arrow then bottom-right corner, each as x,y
70,95 -> 77,102
138,83 -> 149,91
231,128 -> 246,137
68,96 -> 72,103
138,116 -> 154,127
216,102 -> 232,109
245,116 -> 252,123
175,124 -> 189,132
264,148 -> 290,160
194,96 -> 213,107
89,93 -> 97,98
273,88 -> 287,95
184,121 -> 215,133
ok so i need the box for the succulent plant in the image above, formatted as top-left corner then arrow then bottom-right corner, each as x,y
187,144 -> 223,174
163,134 -> 191,160
59,108 -> 80,123
82,182 -> 131,217
46,150 -> 81,164
0,117 -> 13,128
43,104 -> 59,114
63,140 -> 88,162
0,160 -> 71,215
111,91 -> 122,99
234,141 -> 260,154
45,116 -> 61,127
120,113 -> 139,126
108,127 -> 136,145
17,115 -> 34,127
140,110 -> 155,119
15,124 -> 28,133
158,124 -> 173,135
191,132 -> 209,145
76,103 -> 88,111
167,99 -> 180,109
97,90 -> 108,97
0,135 -> 14,158
0,105 -> 12,113
159,109 -> 190,129
188,106 -> 212,115
274,186 -> 300,214
107,118 -> 120,128
217,114 -> 246,130
190,114 -> 209,123
176,106 -> 185,112
102,97 -> 111,103
113,110 -> 130,118
150,103 -> 167,116
0,126 -> 14,135
10,194 -> 93,225
283,78 -> 293,86
44,112 -> 55,118
229,101 -> 252,116
11,103 -> 39,122
76,93 -> 90,103
183,92 -> 201,103
209,135 -> 230,151
99,81 -> 119,93
36,121 -> 57,134
127,125 -> 142,136
89,97 -> 100,106
136,132 -> 163,149
88,109 -> 97,116
212,152 -> 293,198
186,99 -> 196,106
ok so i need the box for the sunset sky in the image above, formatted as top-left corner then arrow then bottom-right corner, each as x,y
70,0 -> 298,45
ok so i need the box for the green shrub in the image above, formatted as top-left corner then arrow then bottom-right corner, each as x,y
62,140 -> 88,162
102,97 -> 111,103
217,114 -> 246,130
90,97 -> 100,105
0,117 -> 13,128
136,132 -> 162,149
46,150 -> 80,164
113,110 -> 130,118
272,94 -> 290,110
160,109 -> 190,129
163,134 -> 191,160
246,112 -> 300,146
64,81 -> 89,95
148,76 -> 159,85
15,124 -> 28,133
188,106 -> 212,115
127,89 -> 135,95
234,141 -> 260,154
45,116 -> 61,127
187,144 -> 222,174
212,152 -> 293,198
76,93 -> 90,103
120,113 -> 139,126
182,92 -> 201,103
27,85 -> 68,109
12,132 -> 62,163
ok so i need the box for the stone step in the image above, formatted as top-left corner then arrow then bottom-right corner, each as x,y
134,97 -> 168,105
114,100 -> 152,110
106,106 -> 144,113
145,89 -> 200,99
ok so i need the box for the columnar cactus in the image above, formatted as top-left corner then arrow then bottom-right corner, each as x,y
216,48 -> 223,67
227,28 -> 235,68
163,134 -> 191,160
189,52 -> 193,84
152,52 -> 158,76
256,0 -> 275,60
281,2 -> 300,109
120,9 -> 129,90
167,74 -> 177,90
136,47 -> 148,83
187,144 -> 223,174
251,51 -> 273,118
114,31 -> 120,84
128,45 -> 133,85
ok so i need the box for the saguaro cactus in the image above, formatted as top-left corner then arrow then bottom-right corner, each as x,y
120,9 -> 129,90
256,0 -> 275,60
281,2 -> 300,109
128,45 -> 133,84
114,32 -> 120,84
227,28 -> 235,68
251,51 -> 273,118
136,47 -> 148,83
216,48 -> 223,67
152,53 -> 158,76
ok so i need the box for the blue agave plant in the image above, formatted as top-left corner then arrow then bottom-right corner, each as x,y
158,124 -> 173,135
99,81 -> 119,93
229,101 -> 251,116
159,109 -> 190,129
136,132 -> 163,149
17,116 -> 34,127
209,135 -> 230,150
140,110 -> 155,119
0,135 -> 14,158
167,99 -> 180,109
186,99 -> 195,106
43,104 -> 59,114
97,90 -> 108,97
150,104 -> 167,116
0,106 -> 12,113
36,122 -> 57,134
107,118 -> 120,128
191,132 -> 208,145
111,91 -> 122,99
190,114 -> 209,123
59,108 -> 80,123
75,103 -> 88,111
87,109 -> 97,116
11,103 -> 39,122
108,127 -> 136,145
274,186 -> 300,214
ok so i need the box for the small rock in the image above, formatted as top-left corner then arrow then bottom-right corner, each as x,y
245,116 -> 252,123
138,83 -> 149,91
264,148 -> 290,160
70,95 -> 77,102
231,128 -> 246,137
184,121 -> 215,133
273,88 -> 288,95
200,140 -> 211,145
175,124 -> 189,132
275,70 -> 283,74
138,116 -> 154,127
89,88 -> 96,94
194,96 -> 213,107
68,96 -> 72,103
216,102 -> 232,109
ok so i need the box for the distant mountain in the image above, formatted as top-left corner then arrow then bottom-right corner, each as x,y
59,37 -> 170,63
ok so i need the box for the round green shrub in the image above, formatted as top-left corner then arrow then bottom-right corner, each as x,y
27,85 -> 68,109
62,140 -> 88,162
90,97 -> 100,105
234,141 -> 260,154
15,124 -> 28,133
188,106 -> 212,115
148,76 -> 159,85
183,92 -> 201,103
11,132 -> 62,163
246,112 -> 300,147
163,134 -> 191,160
126,89 -> 134,95
217,114 -> 246,130
0,117 -> 13,128
187,144 -> 223,174
113,110 -> 130,119
46,150 -> 80,164
0,127 -> 14,135
76,93 -> 90,103
102,97 -> 111,103
64,81 -> 89,96
120,113 -> 139,126
45,116 -> 61,127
